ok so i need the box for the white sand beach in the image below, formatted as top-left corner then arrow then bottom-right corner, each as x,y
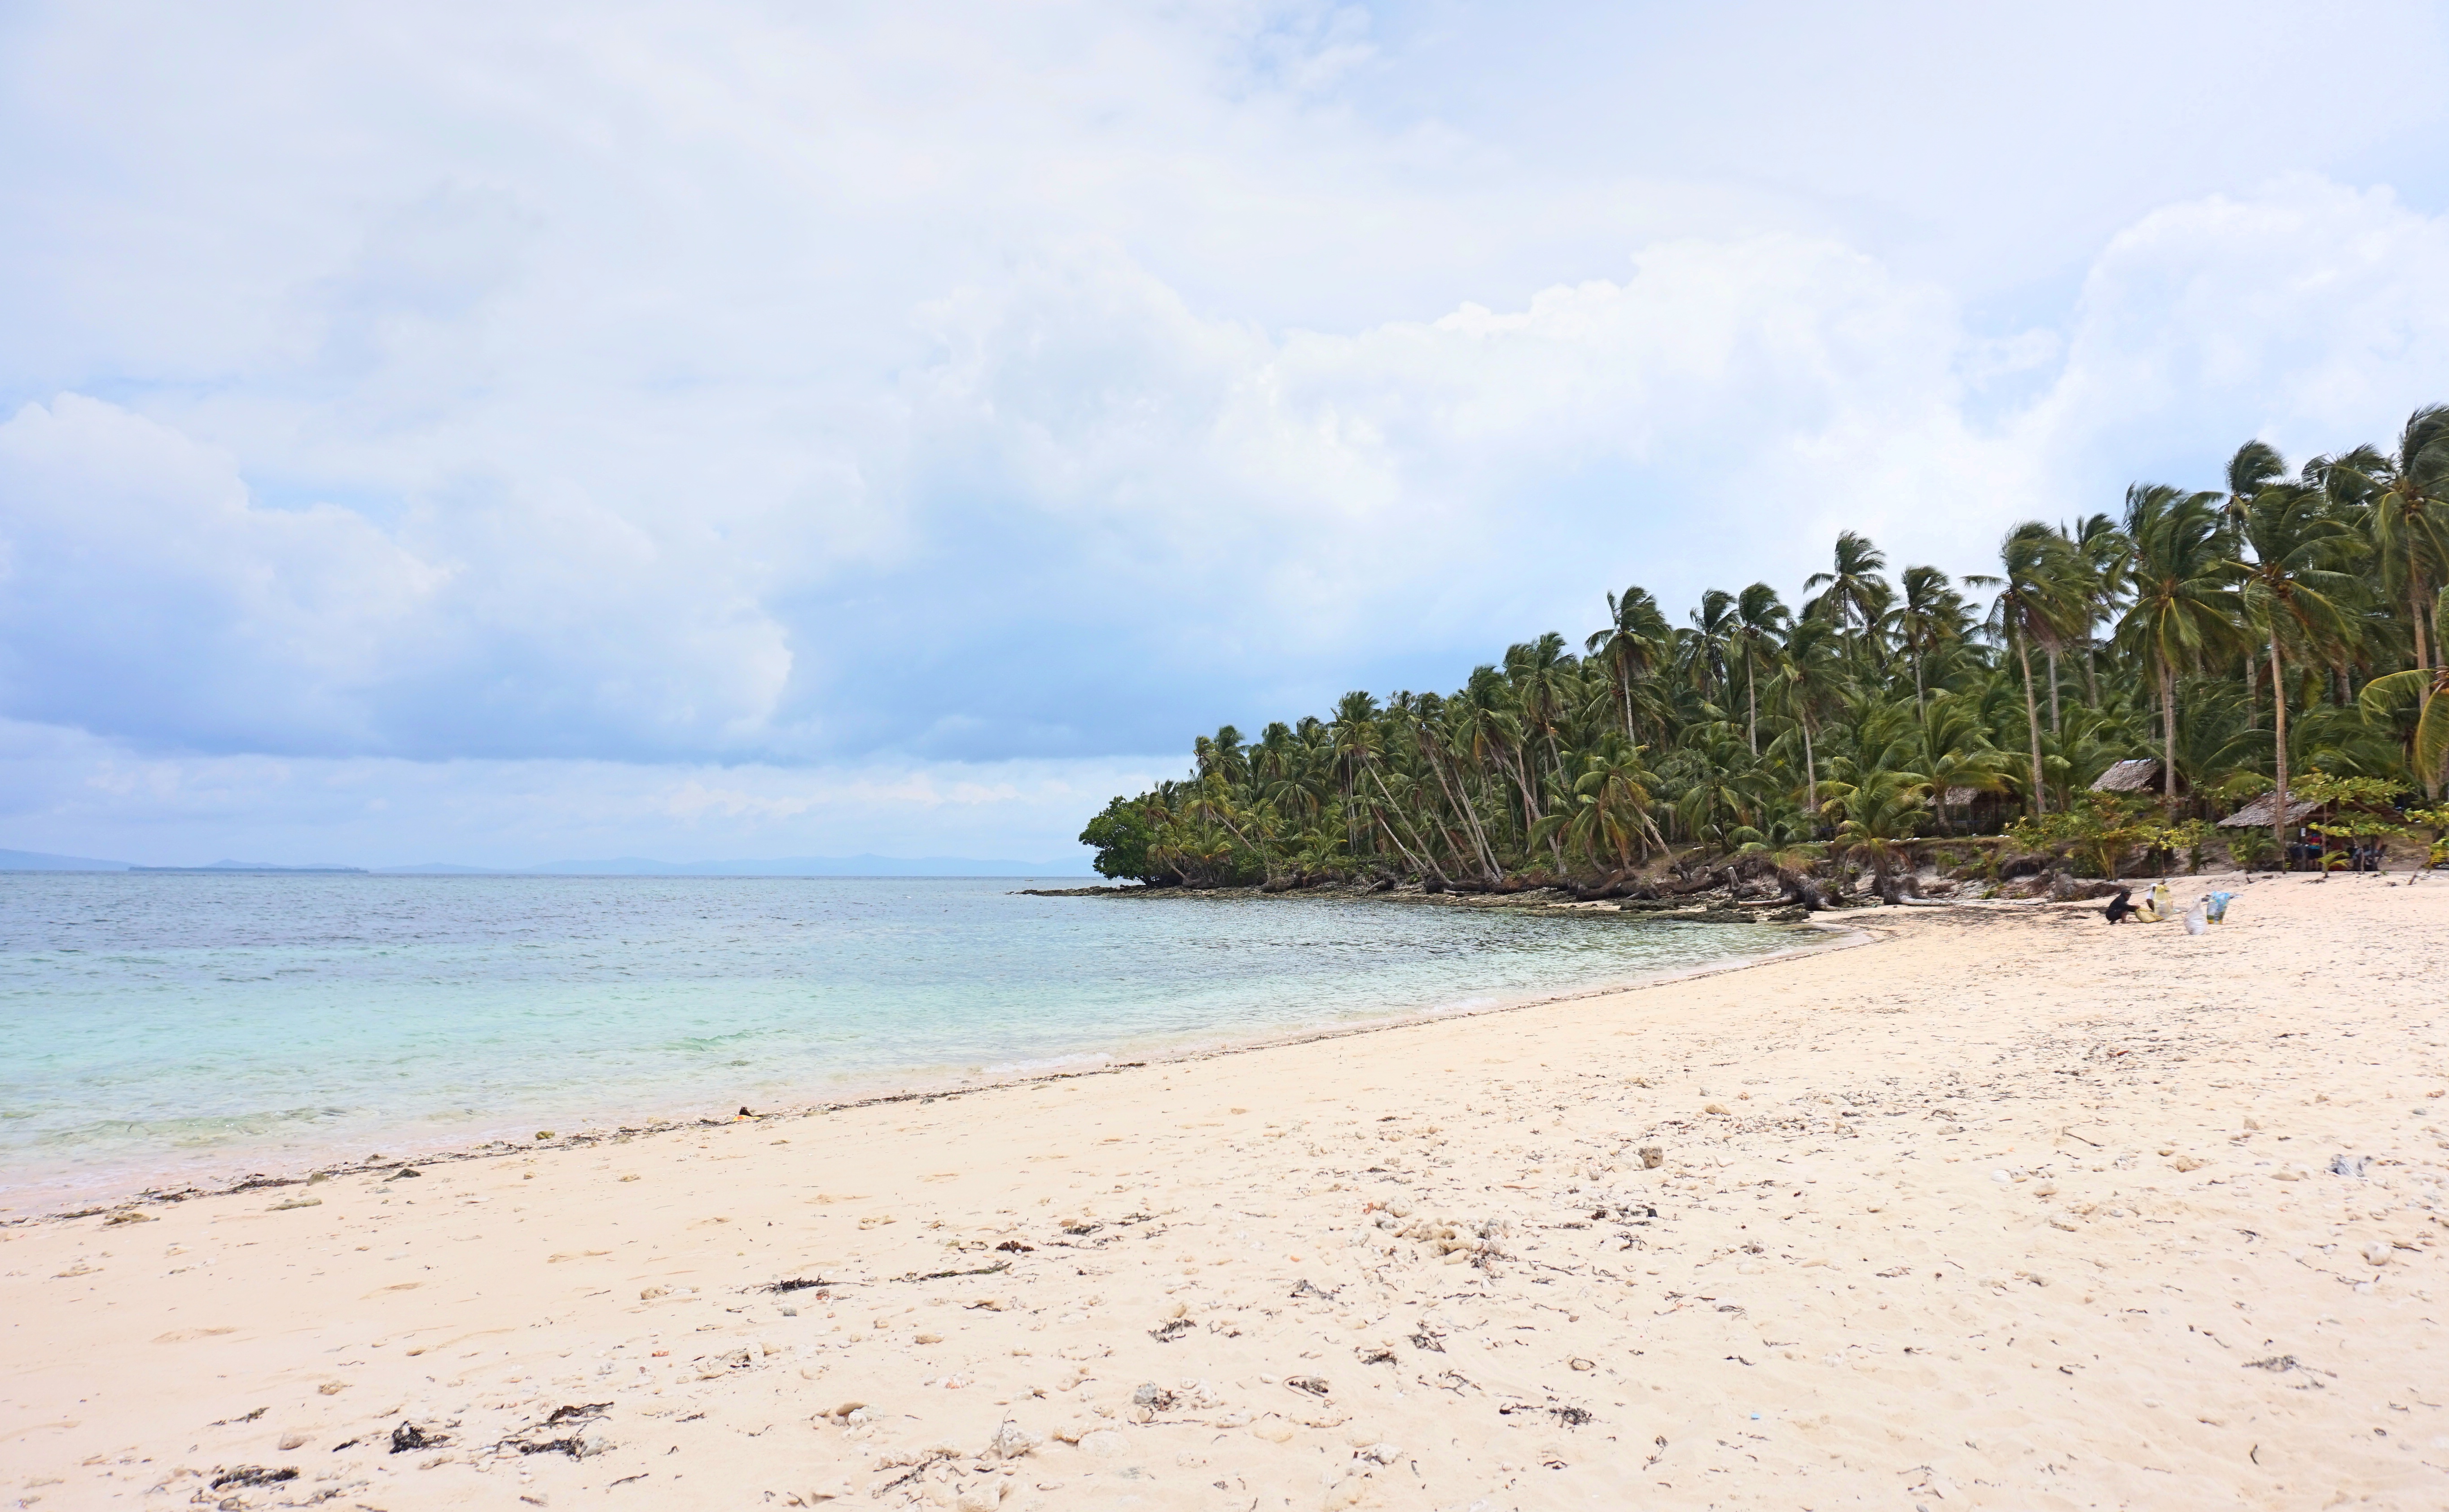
5,872 -> 2446,1510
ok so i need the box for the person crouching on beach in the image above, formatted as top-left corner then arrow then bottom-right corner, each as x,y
2104,888 -> 2134,924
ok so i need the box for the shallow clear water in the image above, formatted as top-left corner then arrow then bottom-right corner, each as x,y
0,873 -> 1786,1209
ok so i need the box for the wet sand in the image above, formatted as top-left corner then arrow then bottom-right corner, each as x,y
4,869 -> 2445,1509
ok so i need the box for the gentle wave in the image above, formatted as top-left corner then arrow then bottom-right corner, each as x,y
0,873 -> 1786,1210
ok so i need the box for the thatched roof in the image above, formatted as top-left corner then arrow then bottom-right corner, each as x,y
2090,758 -> 2164,793
2218,793 -> 2322,829
1941,786 -> 1979,807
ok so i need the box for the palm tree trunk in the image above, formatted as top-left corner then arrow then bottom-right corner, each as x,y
1911,648 -> 1925,717
1507,748 -> 1542,830
2160,661 -> 2179,805
2014,628 -> 2046,817
2046,649 -> 2061,734
1801,718 -> 1818,823
1425,741 -> 1502,885
1366,766 -> 1446,885
2268,640 -> 2291,858
1745,657 -> 1759,756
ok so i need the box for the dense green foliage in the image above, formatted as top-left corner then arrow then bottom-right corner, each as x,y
1084,409 -> 2449,887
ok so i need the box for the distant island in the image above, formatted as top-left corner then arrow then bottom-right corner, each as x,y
0,848 -> 1089,877
130,863 -> 369,874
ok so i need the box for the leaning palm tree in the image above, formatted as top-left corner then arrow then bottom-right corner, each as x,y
2115,485 -> 2242,804
1971,523 -> 2087,815
2233,481 -> 2361,851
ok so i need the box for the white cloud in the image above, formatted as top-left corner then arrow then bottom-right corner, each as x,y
2,2 -> 2448,861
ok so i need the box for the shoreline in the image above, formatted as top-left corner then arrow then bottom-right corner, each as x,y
4,916 -> 1865,1226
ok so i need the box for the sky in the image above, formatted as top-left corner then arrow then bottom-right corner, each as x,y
4,0 -> 2449,867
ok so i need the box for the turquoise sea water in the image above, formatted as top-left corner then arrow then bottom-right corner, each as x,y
0,873 -> 1786,1210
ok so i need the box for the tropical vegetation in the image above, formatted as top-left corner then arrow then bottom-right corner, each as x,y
1082,407 -> 2449,890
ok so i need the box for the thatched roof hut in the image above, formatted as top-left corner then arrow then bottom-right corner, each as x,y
2090,758 -> 2169,794
2218,792 -> 2322,829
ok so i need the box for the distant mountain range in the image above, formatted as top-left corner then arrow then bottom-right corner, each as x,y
0,848 -> 1089,877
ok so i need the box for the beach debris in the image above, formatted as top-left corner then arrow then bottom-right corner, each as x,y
1408,1329 -> 1446,1353
1567,1357 -> 1595,1371
1357,1345 -> 1397,1365
1637,1146 -> 1665,1169
389,1422 -> 443,1454
995,1240 -> 1034,1252
988,1420 -> 1040,1459
1704,1103 -> 1733,1116
387,1167 -> 421,1180
1249,1416 -> 1296,1443
2361,1240 -> 2393,1266
504,1403 -> 614,1459
276,1433 -> 307,1451
893,1260 -> 1010,1283
268,1196 -> 323,1211
2171,1155 -> 2205,1172
1285,1375 -> 1330,1397
1290,1279 -> 1339,1300
1132,1383 -> 1178,1411
2330,1155 -> 2372,1178
1149,1319 -> 1194,1343
536,1130 -> 556,1140
208,1466 -> 298,1490
1355,1442 -> 1402,1465
759,1277 -> 836,1294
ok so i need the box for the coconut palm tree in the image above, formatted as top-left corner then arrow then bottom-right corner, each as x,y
1769,617 -> 1846,820
1584,587 -> 1671,742
1685,590 -> 1737,709
2337,407 -> 2449,673
1802,530 -> 1890,653
1729,583 -> 1790,755
2361,596 -> 2449,797
2221,439 -> 2287,535
1888,565 -> 1966,716
2115,485 -> 2242,805
2233,480 -> 2361,850
1971,523 -> 2087,815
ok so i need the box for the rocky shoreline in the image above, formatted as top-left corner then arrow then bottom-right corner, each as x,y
1017,877 -> 1816,924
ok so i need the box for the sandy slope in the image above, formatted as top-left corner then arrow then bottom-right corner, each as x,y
4,871 -> 2447,1511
